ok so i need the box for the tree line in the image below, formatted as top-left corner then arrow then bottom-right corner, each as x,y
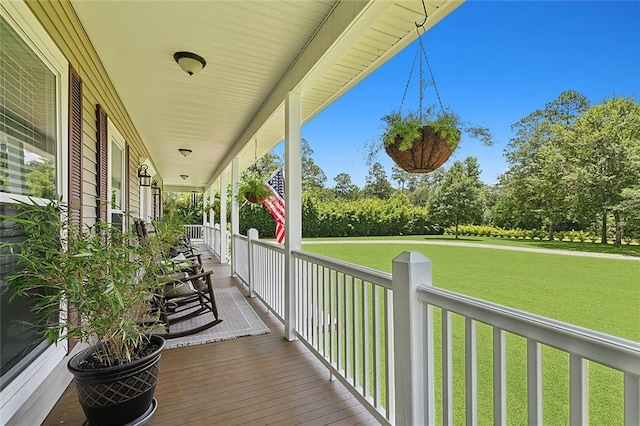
170,91 -> 640,245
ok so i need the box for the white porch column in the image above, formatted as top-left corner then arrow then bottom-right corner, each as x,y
139,185 -> 152,222
208,185 -> 216,251
219,173 -> 228,264
284,91 -> 302,342
392,251 -> 434,426
231,158 -> 240,276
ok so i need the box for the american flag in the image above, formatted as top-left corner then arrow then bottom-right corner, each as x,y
262,168 -> 285,244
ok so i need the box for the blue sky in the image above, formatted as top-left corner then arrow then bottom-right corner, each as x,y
275,1 -> 639,187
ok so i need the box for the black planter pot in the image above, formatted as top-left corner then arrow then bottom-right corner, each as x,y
67,335 -> 166,426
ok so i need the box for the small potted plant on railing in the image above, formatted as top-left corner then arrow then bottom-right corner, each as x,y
239,174 -> 270,204
373,107 -> 494,173
1,199 -> 170,425
203,193 -> 221,215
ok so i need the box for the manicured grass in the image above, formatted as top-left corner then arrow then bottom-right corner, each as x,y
302,241 -> 640,425
304,234 -> 640,257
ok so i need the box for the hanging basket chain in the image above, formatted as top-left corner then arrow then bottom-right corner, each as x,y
418,35 -> 424,121
416,25 -> 445,115
399,47 -> 420,114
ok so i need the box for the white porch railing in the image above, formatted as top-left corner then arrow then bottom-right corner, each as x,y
183,224 -> 203,242
233,229 -> 640,425
232,234 -> 249,284
199,223 -> 231,261
293,249 -> 394,424
416,285 -> 640,426
233,231 -> 286,321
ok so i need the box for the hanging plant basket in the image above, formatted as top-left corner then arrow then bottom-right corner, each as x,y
244,192 -> 267,204
239,175 -> 271,205
385,125 -> 458,173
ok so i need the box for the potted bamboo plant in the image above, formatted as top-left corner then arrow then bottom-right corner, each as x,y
1,199 -> 169,425
377,107 -> 493,173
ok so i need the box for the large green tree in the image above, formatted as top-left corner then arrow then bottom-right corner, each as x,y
564,96 -> 640,245
428,157 -> 485,238
363,162 -> 393,199
245,151 -> 282,181
333,172 -> 359,200
501,90 -> 590,239
301,139 -> 327,191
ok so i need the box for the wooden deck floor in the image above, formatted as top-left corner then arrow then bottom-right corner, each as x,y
42,256 -> 378,426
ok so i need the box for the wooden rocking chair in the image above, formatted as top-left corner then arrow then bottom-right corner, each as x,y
155,266 -> 223,338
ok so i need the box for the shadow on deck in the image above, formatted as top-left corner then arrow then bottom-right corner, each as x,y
42,254 -> 378,425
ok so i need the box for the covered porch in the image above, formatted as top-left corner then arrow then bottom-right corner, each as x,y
44,259 -> 378,426
2,1 -> 639,424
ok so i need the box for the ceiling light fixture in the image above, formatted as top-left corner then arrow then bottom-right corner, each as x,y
180,174 -> 189,180
178,148 -> 192,157
174,51 -> 206,76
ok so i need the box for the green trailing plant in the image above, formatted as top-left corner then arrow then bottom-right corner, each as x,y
368,107 -> 494,166
387,108 -> 492,149
381,110 -> 463,151
239,174 -> 270,204
1,199 -> 168,367
203,193 -> 221,214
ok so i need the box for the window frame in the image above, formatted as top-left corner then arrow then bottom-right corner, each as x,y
107,120 -> 126,229
0,0 -> 69,415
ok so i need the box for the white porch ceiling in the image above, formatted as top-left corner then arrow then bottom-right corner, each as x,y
71,0 -> 462,192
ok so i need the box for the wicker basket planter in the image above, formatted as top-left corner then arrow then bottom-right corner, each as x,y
244,192 -> 266,204
384,125 -> 458,173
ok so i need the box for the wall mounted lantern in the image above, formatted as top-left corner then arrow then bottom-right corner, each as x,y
138,164 -> 151,187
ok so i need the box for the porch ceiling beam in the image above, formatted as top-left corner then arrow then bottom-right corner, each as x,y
206,0 -> 390,187
207,0 -> 462,188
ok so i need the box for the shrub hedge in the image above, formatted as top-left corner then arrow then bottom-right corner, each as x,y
239,194 -> 441,238
444,224 -> 638,244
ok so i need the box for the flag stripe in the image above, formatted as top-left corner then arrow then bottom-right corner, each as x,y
262,168 -> 286,244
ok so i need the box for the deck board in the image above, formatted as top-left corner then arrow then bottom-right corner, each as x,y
42,255 -> 379,425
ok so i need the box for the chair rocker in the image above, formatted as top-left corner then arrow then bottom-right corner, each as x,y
156,269 -> 222,338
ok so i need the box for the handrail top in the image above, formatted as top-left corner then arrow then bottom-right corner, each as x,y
253,238 -> 286,253
292,249 -> 393,290
418,285 -> 640,373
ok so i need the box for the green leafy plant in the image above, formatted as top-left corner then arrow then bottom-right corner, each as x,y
1,199 -> 168,367
381,110 -> 459,151
381,108 -> 493,151
239,174 -> 270,204
366,107 -> 494,172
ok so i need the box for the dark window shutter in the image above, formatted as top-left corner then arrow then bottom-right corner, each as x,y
95,104 -> 108,221
68,66 -> 83,226
68,66 -> 83,354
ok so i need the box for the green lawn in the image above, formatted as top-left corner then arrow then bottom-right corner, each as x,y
302,240 -> 640,425
304,234 -> 640,257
